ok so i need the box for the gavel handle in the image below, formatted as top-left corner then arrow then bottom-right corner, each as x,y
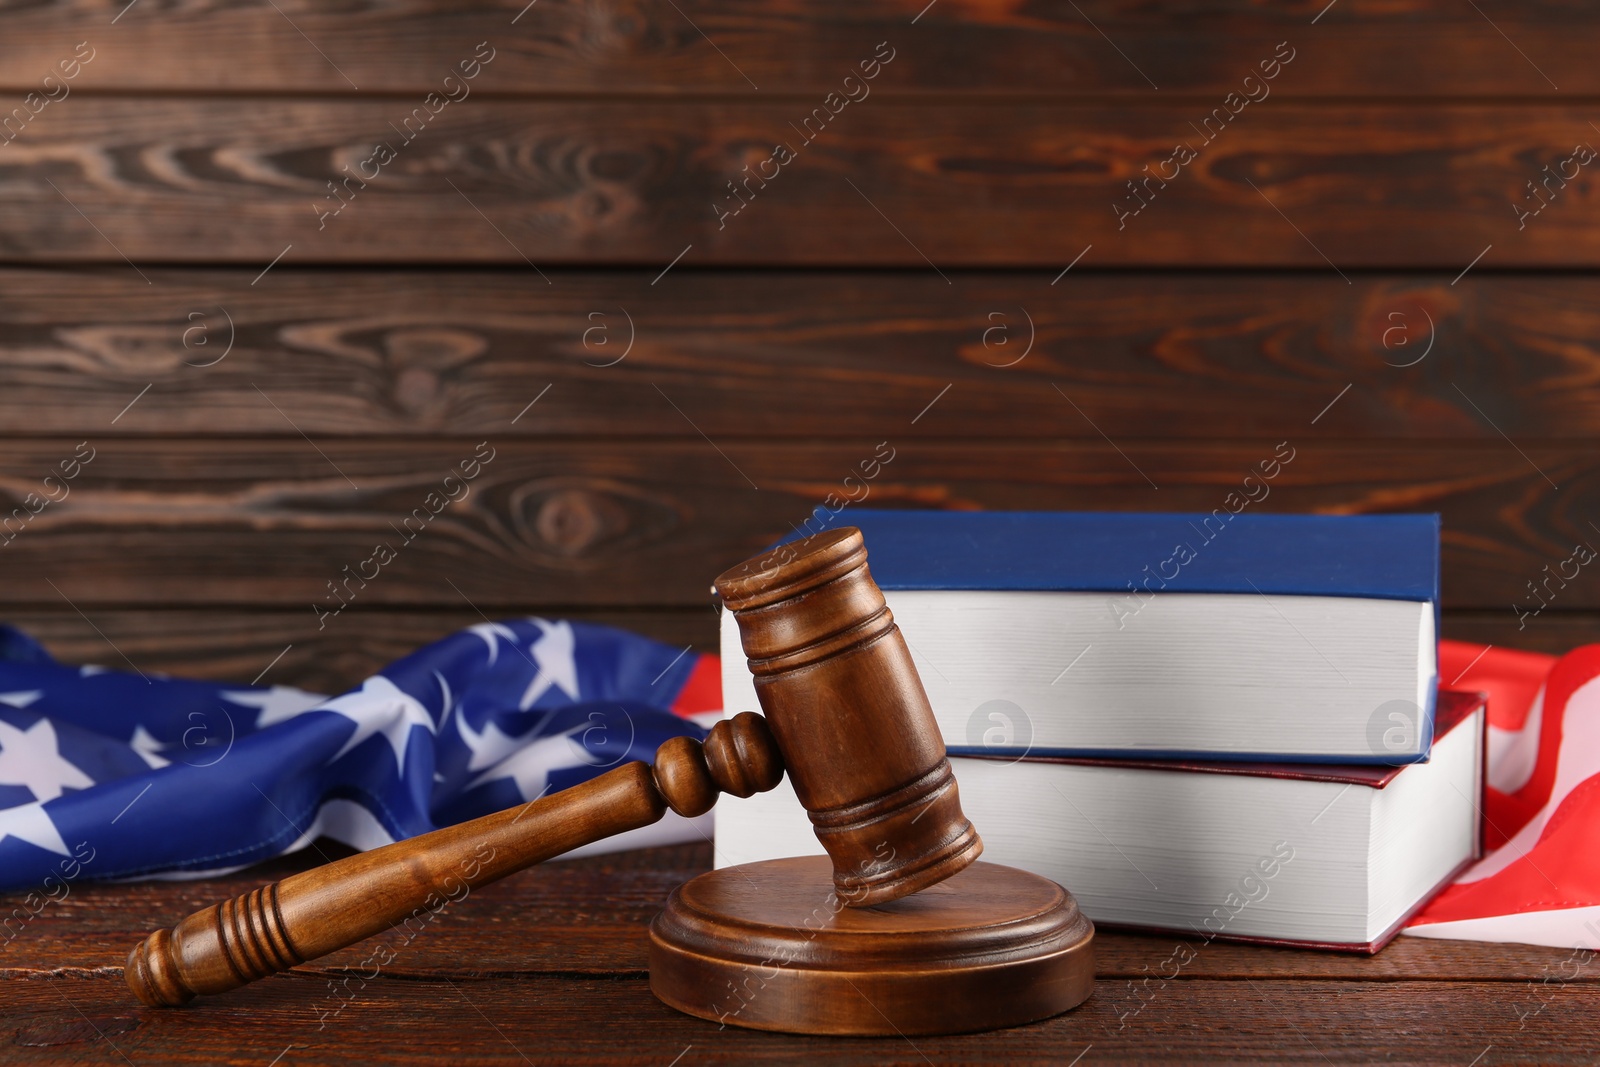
125,713 -> 782,1007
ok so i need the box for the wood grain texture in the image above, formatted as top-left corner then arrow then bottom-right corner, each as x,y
1,440 -> 1596,610
0,1 -> 1591,96
5,101 -> 1599,266
8,972 -> 1598,1066
4,845 -> 1598,1065
4,269 -> 1600,440
1441,612 -> 1600,656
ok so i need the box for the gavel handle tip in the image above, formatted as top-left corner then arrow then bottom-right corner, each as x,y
126,928 -> 195,1008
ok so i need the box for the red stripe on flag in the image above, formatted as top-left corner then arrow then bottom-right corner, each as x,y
1417,774 -> 1600,924
1439,640 -> 1554,734
669,653 -> 722,718
1488,644 -> 1600,846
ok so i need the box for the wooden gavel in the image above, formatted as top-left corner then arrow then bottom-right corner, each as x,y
125,527 -> 983,1007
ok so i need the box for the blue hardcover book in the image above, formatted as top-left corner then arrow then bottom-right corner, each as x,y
720,510 -> 1441,763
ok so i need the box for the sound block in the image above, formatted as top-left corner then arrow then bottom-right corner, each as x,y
649,856 -> 1094,1036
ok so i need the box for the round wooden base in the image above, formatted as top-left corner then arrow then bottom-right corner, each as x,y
649,856 -> 1095,1036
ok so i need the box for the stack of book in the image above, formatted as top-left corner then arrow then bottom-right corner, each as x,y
714,510 -> 1483,952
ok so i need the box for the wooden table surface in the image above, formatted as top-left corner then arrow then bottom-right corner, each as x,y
4,841 -> 1595,1066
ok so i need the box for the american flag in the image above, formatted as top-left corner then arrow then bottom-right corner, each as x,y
1407,640 -> 1600,949
3,622 -> 1596,952
0,620 -> 718,892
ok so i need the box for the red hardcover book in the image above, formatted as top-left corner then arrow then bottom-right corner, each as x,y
716,692 -> 1487,954
971,689 -> 1487,953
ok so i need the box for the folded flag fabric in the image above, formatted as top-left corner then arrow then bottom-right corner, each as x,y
5,621 -> 1599,953
1407,640 -> 1600,949
0,620 -> 719,893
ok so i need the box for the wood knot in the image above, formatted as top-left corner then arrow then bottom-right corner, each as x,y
513,477 -> 682,566
382,327 -> 489,416
535,487 -> 614,557
382,327 -> 488,368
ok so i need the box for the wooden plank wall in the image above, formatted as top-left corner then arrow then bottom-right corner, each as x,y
1,1 -> 1596,695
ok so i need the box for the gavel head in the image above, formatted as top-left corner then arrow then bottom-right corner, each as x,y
714,526 -> 982,906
